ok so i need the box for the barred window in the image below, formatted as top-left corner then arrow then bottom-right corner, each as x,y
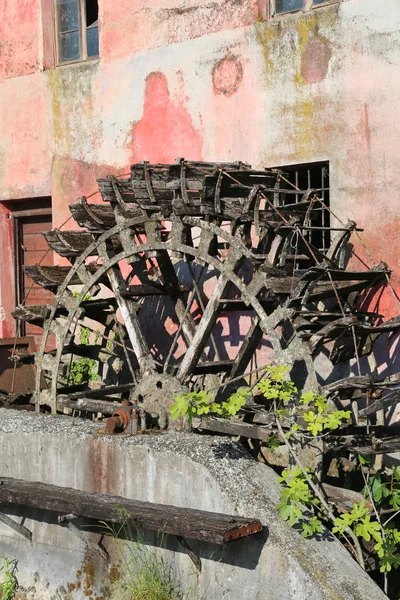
272,161 -> 330,255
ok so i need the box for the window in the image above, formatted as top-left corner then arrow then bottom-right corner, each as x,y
55,0 -> 99,64
272,0 -> 334,16
271,161 -> 330,255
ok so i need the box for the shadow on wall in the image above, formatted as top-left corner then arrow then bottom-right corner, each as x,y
2,504 -> 267,570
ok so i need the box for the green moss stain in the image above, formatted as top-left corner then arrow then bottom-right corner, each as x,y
295,13 -> 317,86
46,68 -> 64,155
255,6 -> 340,160
45,61 -> 100,159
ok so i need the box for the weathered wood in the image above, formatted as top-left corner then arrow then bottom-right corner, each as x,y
121,283 -> 191,298
309,317 -> 357,353
68,383 -> 135,400
194,417 -> 274,442
57,395 -> 125,414
176,255 -> 242,382
0,512 -> 32,540
322,483 -> 372,513
300,266 -> 390,282
218,299 -> 276,312
98,243 -> 156,374
23,264 -> 104,288
230,319 -> 264,379
13,298 -> 120,325
69,200 -> 146,233
193,360 -> 234,375
323,375 -> 374,395
325,431 -> 400,455
358,390 -> 400,418
43,230 -> 123,258
0,477 -> 262,545
288,274 -> 386,307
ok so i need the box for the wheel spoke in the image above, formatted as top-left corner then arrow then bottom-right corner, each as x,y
229,318 -> 263,380
176,253 -> 242,383
98,243 -> 156,374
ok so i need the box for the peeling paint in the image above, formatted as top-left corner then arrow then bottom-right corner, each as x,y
301,36 -> 332,83
130,71 -> 203,163
212,55 -> 244,96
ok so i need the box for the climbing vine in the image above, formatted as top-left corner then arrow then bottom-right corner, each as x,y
170,366 -> 400,595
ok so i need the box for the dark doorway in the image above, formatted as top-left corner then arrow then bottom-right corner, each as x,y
12,198 -> 53,341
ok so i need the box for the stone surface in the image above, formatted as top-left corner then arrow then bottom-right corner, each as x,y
0,408 -> 387,599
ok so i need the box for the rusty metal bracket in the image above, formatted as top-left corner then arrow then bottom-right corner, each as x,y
176,535 -> 201,572
224,522 -> 262,542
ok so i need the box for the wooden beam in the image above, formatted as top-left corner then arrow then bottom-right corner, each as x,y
0,477 -> 262,545
57,395 -> 125,414
358,390 -> 400,419
194,417 -> 274,442
121,283 -> 191,298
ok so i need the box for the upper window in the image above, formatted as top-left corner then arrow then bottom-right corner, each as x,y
55,0 -> 99,64
272,0 -> 333,15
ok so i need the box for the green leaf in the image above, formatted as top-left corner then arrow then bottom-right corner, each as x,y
358,454 -> 371,466
350,501 -> 369,521
267,434 -> 280,452
301,516 -> 323,538
354,517 -> 382,543
370,476 -> 390,505
332,513 -> 354,535
279,503 -> 302,526
170,395 -> 190,420
299,391 -> 315,405
322,410 -> 351,431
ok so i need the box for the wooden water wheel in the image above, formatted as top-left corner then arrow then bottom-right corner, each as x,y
11,160 -> 400,431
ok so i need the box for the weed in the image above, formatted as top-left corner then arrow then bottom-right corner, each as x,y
0,557 -> 17,600
104,515 -> 197,600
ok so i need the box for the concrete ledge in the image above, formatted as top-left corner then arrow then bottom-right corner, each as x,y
0,409 -> 386,600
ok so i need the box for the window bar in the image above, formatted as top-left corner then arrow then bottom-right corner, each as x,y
80,0 -> 87,60
321,167 -> 326,252
307,168 -> 312,246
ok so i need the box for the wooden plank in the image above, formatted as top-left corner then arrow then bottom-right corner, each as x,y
121,283 -> 191,298
322,483 -> 372,513
218,299 -> 276,312
0,477 -> 262,545
300,268 -> 388,282
57,395 -> 125,414
288,275 -> 386,307
358,390 -> 400,418
323,374 -> 400,396
68,383 -> 135,400
194,417 -> 273,442
0,512 -> 32,541
193,360 -> 234,375
323,375 -> 373,395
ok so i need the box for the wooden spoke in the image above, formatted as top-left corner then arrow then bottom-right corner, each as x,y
98,243 -> 156,374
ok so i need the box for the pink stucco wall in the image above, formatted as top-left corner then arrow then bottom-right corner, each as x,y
0,0 -> 399,343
